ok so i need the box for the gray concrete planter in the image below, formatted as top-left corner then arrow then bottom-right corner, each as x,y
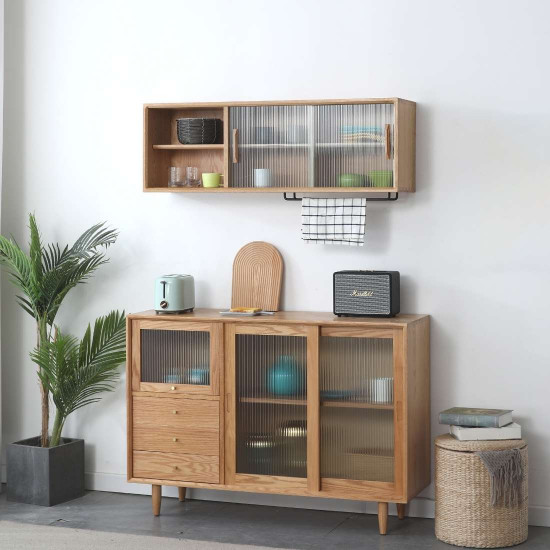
6,436 -> 85,506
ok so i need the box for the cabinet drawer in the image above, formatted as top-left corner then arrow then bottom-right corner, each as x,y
133,450 -> 219,484
133,396 -> 219,429
133,396 -> 219,455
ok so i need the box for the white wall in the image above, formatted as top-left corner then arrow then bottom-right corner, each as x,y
0,0 -> 4,494
2,0 -> 550,524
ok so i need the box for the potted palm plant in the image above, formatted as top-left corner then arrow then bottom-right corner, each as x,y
0,214 -> 126,505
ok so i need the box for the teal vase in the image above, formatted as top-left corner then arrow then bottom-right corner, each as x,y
267,355 -> 304,396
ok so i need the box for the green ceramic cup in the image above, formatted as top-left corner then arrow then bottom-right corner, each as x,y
202,173 -> 224,188
368,170 -> 393,188
338,173 -> 363,187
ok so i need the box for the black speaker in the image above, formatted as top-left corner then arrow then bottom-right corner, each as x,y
333,271 -> 400,318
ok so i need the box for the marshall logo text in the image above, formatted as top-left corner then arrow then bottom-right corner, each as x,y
351,290 -> 374,297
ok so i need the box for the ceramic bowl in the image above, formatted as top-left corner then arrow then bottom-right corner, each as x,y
338,173 -> 363,187
368,170 -> 393,188
183,366 -> 210,385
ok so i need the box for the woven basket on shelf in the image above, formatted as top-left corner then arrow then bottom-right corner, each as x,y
435,434 -> 528,548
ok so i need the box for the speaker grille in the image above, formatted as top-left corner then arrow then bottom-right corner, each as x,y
334,273 -> 391,315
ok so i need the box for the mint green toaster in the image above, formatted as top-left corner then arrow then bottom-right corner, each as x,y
154,274 -> 195,314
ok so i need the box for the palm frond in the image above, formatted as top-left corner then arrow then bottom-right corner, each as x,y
0,235 -> 32,285
32,310 -> 126,422
1,215 -> 119,324
42,243 -> 68,271
0,235 -> 41,316
16,295 -> 38,317
28,214 -> 44,287
67,223 -> 118,260
42,254 -> 110,323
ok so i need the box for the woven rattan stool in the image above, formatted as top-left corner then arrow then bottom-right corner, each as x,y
435,434 -> 528,548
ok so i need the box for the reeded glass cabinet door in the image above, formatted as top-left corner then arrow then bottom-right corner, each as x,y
131,320 -> 222,395
229,103 -> 395,190
226,324 -> 317,487
230,105 -> 313,188
315,103 -> 395,189
319,327 -> 401,486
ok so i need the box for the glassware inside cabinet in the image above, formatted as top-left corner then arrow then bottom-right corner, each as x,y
235,333 -> 308,477
315,103 -> 395,189
229,105 -> 313,189
320,335 -> 395,482
140,329 -> 210,386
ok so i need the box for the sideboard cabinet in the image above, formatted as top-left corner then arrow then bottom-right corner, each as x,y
144,98 -> 415,194
127,310 -> 430,536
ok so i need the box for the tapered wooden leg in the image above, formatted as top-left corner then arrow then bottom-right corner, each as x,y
152,484 -> 162,516
397,502 -> 406,520
378,502 -> 388,535
178,487 -> 186,502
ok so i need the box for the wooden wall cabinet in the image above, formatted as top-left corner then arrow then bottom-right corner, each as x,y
127,310 -> 430,536
144,99 -> 415,194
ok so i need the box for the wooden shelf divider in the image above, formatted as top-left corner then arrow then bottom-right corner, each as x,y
152,144 -> 224,150
240,396 -> 306,406
239,396 -> 394,410
322,401 -> 394,410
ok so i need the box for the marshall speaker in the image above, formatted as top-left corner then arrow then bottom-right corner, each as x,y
333,271 -> 400,318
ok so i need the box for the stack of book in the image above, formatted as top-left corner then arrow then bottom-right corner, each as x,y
439,407 -> 521,441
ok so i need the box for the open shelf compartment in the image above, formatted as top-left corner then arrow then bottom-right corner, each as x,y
144,105 -> 227,190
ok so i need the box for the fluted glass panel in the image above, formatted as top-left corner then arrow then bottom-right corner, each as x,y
141,329 -> 210,385
236,334 -> 307,478
230,106 -> 312,188
315,103 -> 394,188
320,336 -> 394,482
230,103 -> 394,189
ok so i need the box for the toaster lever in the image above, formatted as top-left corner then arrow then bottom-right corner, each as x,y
160,280 -> 167,299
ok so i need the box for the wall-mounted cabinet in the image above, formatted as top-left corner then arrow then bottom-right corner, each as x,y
127,310 -> 430,536
143,99 -> 415,194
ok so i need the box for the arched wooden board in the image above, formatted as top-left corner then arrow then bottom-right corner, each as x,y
231,242 -> 283,312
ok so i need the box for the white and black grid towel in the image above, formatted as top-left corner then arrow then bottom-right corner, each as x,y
301,197 -> 367,246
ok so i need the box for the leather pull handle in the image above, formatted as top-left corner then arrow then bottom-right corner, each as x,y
385,124 -> 391,160
226,393 -> 231,413
232,129 -> 239,163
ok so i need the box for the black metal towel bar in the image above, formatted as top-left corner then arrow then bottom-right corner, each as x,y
283,192 -> 398,202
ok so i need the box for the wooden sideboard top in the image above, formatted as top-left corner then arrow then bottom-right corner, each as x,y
128,309 -> 428,327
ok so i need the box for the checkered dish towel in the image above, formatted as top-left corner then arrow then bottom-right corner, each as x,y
301,197 -> 366,246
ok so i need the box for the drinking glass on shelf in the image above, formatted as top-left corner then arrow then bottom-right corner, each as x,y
185,166 -> 200,187
168,166 -> 185,187
369,377 -> 394,404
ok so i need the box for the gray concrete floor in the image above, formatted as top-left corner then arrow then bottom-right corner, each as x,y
1,489 -> 549,549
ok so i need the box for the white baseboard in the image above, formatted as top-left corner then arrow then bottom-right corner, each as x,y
2,466 -> 549,527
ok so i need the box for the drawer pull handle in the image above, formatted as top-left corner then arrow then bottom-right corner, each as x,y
173,465 -> 179,471
170,386 -> 176,391
172,410 -> 177,415
172,437 -> 178,442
